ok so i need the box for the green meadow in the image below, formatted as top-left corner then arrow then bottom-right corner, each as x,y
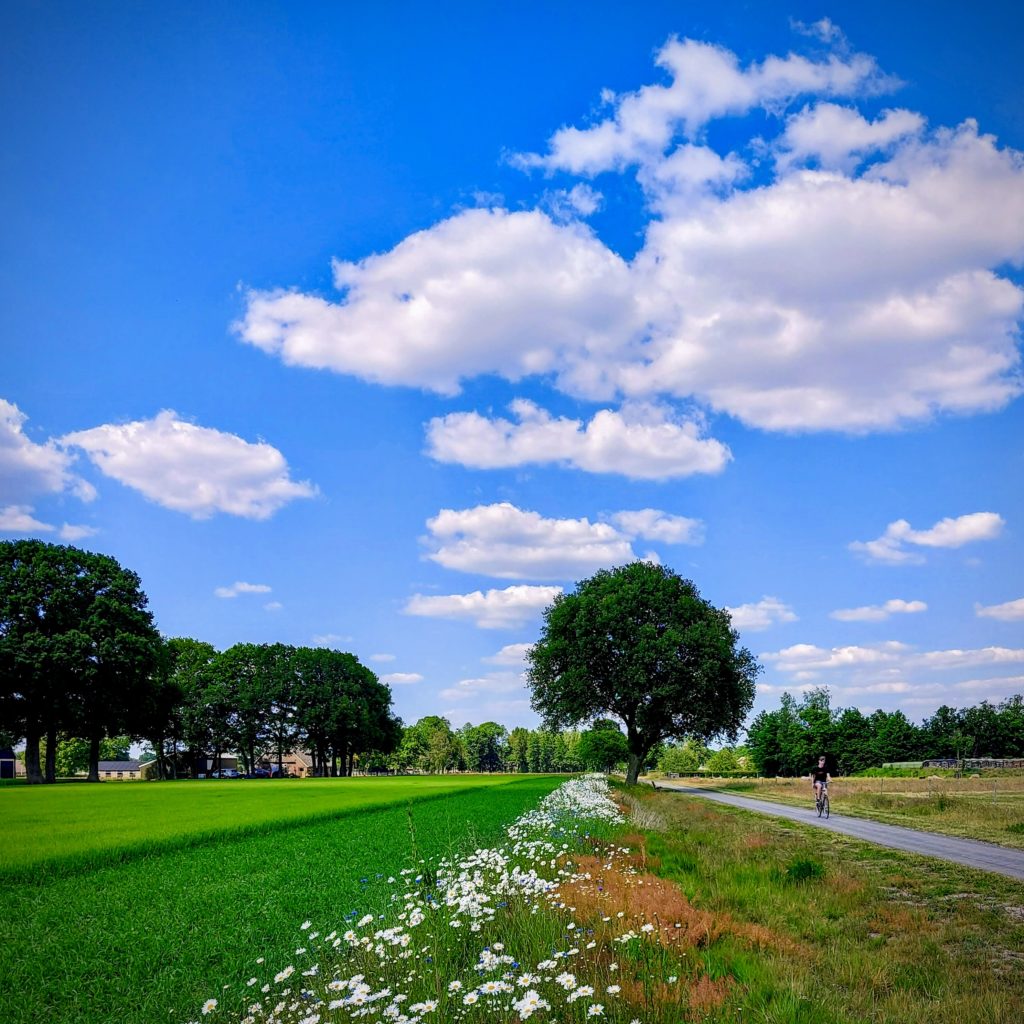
0,775 -> 564,1024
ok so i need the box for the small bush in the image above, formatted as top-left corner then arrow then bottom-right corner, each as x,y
1007,822 -> 1024,835
785,857 -> 825,883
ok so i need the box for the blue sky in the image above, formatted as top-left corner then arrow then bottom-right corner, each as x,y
2,1 -> 1022,734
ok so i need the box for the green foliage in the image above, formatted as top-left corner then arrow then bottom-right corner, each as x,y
784,856 -> 826,884
747,688 -> 1024,776
49,735 -> 130,777
658,739 -> 710,773
0,540 -> 162,784
577,723 -> 629,771
459,721 -> 507,771
528,561 -> 760,783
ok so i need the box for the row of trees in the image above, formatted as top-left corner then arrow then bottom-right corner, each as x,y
747,688 -> 1024,776
384,715 -> 629,774
153,639 -> 400,779
3,545 -> 763,788
0,540 -> 400,782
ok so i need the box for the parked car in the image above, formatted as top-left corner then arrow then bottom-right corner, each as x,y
210,768 -> 242,778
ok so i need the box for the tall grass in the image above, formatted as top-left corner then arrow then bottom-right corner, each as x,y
616,784 -> 1024,1023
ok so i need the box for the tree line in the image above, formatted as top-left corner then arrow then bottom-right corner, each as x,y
0,540 -> 399,783
380,715 -> 629,775
747,687 -> 1024,776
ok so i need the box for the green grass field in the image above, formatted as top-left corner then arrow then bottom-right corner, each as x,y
0,774 -> 540,877
0,775 -> 565,1024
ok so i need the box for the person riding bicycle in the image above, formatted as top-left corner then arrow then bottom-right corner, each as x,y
811,756 -> 831,805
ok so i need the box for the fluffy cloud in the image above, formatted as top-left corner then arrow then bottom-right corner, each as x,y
0,504 -> 96,541
370,653 -> 397,663
0,504 -> 54,534
850,512 -> 1005,564
426,400 -> 730,479
438,672 -> 526,702
422,502 -> 698,580
0,399 -> 94,504
513,37 -> 896,174
237,32 -> 1024,436
381,672 -> 424,685
404,584 -> 562,629
63,411 -> 316,520
238,209 -> 637,396
975,597 -> 1024,622
609,508 -> 703,544
775,103 -> 925,172
762,640 -> 1024,677
311,632 -> 354,647
726,596 -> 799,631
214,581 -> 272,598
830,598 -> 928,622
483,643 -> 533,665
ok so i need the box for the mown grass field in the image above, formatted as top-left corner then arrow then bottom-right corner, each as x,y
671,774 -> 1024,849
0,775 -> 565,1024
0,775 -> 539,877
614,784 -> 1024,1023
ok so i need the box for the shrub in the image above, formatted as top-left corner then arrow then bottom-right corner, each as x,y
785,857 -> 825,884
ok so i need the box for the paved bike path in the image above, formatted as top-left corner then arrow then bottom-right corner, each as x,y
652,781 -> 1024,882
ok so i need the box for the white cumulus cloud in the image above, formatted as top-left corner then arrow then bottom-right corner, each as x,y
483,643 -> 533,665
975,597 -> 1024,622
381,672 -> 424,686
830,598 -> 928,622
0,399 -> 94,504
850,512 -> 1005,564
0,504 -> 55,534
236,34 -> 1024,435
422,502 -> 700,580
426,400 -> 730,479
404,584 -> 562,629
214,581 -> 273,599
726,596 -> 799,631
62,410 -> 317,520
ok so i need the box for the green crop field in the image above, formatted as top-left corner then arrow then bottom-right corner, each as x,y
0,774 -> 542,877
0,775 -> 565,1024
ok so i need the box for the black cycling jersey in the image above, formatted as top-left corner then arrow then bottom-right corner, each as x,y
811,766 -> 829,783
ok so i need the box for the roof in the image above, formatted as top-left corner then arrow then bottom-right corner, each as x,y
0,748 -> 16,760
98,760 -> 141,771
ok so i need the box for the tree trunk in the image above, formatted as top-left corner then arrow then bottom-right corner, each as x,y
347,750 -> 355,776
24,726 -> 43,784
625,751 -> 642,786
331,751 -> 338,777
87,733 -> 101,782
44,726 -> 57,783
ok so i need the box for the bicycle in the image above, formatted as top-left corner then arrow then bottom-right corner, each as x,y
814,786 -> 830,819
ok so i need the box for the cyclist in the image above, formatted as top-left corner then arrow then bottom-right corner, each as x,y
810,756 -> 831,807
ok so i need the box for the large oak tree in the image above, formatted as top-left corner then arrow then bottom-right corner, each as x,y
527,561 -> 760,784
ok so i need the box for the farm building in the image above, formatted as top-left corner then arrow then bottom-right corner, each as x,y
97,760 -> 143,780
0,747 -> 16,780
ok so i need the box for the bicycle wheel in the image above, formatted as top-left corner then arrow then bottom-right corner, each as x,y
815,794 -> 823,817
822,793 -> 829,819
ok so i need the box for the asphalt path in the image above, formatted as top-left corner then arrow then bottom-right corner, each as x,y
652,780 -> 1024,882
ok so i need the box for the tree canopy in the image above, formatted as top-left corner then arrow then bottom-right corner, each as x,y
527,561 -> 760,784
0,540 -> 162,783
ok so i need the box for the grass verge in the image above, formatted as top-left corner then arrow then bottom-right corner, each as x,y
0,776 -> 564,1024
612,784 -> 1024,1023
